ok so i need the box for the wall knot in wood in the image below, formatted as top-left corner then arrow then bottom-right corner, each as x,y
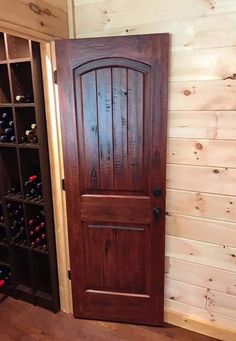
29,2 -> 57,18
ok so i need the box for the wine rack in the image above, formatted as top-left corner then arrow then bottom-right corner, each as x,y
0,32 -> 59,312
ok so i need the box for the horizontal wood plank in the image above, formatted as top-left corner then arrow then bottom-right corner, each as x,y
75,17 -> 195,52
165,299 -> 236,334
166,189 -> 236,223
75,5 -> 236,51
165,278 -> 206,309
165,258 -> 236,296
207,290 -> 236,319
167,139 -> 236,168
166,214 -> 236,248
74,0 -> 236,35
195,12 -> 236,49
169,80 -> 236,111
167,164 -> 236,196
171,47 -> 236,82
165,308 -> 236,341
166,235 -> 236,272
167,111 -> 236,140
80,195 -> 151,223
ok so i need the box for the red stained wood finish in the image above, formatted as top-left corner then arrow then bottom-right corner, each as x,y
56,34 -> 169,325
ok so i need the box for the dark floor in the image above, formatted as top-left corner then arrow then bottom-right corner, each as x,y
0,297 -> 218,341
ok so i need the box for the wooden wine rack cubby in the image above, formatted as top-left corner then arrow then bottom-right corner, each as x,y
0,32 -> 59,312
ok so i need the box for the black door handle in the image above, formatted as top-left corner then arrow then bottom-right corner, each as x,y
153,207 -> 162,218
152,188 -> 162,197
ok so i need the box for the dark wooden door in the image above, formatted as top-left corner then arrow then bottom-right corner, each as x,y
56,34 -> 169,326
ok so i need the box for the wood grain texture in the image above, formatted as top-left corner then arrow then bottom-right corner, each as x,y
56,34 -> 169,325
207,289 -> 236,319
74,0 -> 236,42
167,164 -> 236,196
0,0 -> 68,39
167,139 -> 236,168
171,47 -> 236,82
81,195 -> 151,223
169,80 -> 236,111
166,214 -> 236,248
167,111 -> 236,140
165,278 -> 207,309
165,299 -> 236,340
74,2 -> 236,52
166,236 -> 236,272
167,189 -> 236,223
165,258 -> 236,296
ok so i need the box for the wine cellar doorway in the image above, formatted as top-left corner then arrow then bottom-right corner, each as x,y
0,32 -> 60,312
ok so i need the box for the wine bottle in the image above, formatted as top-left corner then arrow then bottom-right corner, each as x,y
0,267 -> 12,287
1,112 -> 9,120
20,136 -> 27,143
0,135 -> 8,142
0,205 -> 4,223
7,203 -> 13,209
24,173 -> 42,200
15,94 -> 33,103
0,279 -> 5,288
29,229 -> 35,236
0,133 -> 15,143
28,219 -> 35,226
25,126 -> 38,144
4,127 -> 13,134
0,120 -> 7,128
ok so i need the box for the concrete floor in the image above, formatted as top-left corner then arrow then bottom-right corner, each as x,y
0,297 -> 218,341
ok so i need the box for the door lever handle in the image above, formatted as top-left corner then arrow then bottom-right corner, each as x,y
153,207 -> 162,218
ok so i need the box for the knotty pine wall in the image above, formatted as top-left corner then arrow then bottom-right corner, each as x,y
0,0 -> 68,41
71,0 -> 236,333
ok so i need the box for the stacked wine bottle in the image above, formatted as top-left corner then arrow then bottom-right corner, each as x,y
0,266 -> 12,289
0,204 -> 7,244
24,174 -> 43,201
21,123 -> 38,144
6,183 -> 22,198
0,204 -> 4,224
7,202 -> 27,246
28,210 -> 47,252
0,112 -> 15,143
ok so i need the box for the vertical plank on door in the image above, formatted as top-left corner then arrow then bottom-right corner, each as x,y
112,67 -> 128,190
102,228 -> 117,289
129,228 -> 146,293
96,68 -> 114,189
116,228 -> 131,291
81,71 -> 100,190
127,70 -> 144,192
85,225 -> 104,288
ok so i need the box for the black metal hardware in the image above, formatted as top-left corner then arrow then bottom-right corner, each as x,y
152,188 -> 162,197
62,179 -> 65,191
153,207 -> 162,218
53,70 -> 58,84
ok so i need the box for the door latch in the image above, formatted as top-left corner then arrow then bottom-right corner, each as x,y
153,207 -> 162,218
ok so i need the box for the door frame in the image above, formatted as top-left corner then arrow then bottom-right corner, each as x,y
0,9 -> 73,313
